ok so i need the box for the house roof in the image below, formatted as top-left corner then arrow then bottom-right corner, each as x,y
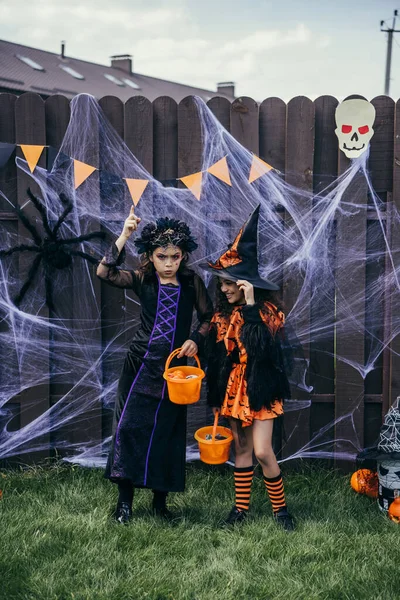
0,39 -> 235,102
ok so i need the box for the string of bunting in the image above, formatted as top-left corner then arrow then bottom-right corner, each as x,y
0,142 -> 276,205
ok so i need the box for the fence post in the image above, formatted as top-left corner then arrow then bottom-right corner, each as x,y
15,92 -> 49,463
282,96 -> 315,463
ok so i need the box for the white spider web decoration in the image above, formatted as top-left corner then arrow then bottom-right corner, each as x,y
378,396 -> 400,454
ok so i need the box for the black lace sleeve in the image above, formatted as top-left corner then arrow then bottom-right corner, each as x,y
188,274 -> 213,350
240,305 -> 291,411
205,318 -> 232,408
96,242 -> 142,295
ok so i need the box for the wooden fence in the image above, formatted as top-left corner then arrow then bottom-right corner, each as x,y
0,92 -> 399,470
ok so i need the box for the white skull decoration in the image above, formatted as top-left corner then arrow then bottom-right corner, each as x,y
335,99 -> 376,159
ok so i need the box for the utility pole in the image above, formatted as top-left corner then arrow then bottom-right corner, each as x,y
381,10 -> 400,96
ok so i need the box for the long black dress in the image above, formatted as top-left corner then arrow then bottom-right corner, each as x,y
98,243 -> 213,492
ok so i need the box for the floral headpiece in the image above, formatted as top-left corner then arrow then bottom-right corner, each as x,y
134,217 -> 198,254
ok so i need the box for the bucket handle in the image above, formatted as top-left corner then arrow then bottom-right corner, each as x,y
165,347 -> 201,371
211,410 -> 219,442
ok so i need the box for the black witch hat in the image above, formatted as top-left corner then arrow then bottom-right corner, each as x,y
200,205 -> 279,290
357,396 -> 400,463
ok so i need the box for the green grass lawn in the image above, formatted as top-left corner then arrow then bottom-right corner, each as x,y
0,462 -> 399,600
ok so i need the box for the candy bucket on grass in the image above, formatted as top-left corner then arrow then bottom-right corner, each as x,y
194,411 -> 233,464
163,348 -> 205,405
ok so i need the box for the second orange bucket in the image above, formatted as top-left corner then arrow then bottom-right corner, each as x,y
163,348 -> 205,405
194,412 -> 233,464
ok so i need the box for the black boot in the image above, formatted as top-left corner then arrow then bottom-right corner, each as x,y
114,479 -> 134,524
114,502 -> 132,524
222,506 -> 247,526
274,507 -> 295,532
152,490 -> 175,521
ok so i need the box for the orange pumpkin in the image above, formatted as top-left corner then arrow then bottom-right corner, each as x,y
167,369 -> 186,380
388,497 -> 400,523
350,469 -> 378,497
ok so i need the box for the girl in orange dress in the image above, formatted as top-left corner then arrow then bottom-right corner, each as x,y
202,205 -> 294,531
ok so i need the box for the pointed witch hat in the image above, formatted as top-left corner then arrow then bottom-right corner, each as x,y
200,204 -> 279,290
358,396 -> 400,463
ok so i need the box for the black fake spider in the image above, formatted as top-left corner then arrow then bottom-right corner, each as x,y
0,188 -> 106,311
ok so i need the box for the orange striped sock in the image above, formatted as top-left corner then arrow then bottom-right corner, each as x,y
264,473 -> 286,513
234,466 -> 254,512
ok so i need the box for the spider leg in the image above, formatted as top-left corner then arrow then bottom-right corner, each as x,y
52,201 -> 74,238
15,205 -> 42,246
27,188 -> 53,239
67,249 -> 99,265
59,192 -> 71,206
44,270 -> 55,312
0,244 -> 40,257
61,231 -> 107,245
14,254 -> 42,307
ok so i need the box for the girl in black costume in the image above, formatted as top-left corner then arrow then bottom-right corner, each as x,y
202,206 -> 295,531
97,207 -> 212,523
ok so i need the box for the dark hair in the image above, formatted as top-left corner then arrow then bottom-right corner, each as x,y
138,247 -> 192,277
215,278 -> 283,317
134,218 -> 198,255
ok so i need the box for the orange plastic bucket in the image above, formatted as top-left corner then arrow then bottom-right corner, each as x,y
163,348 -> 205,405
194,412 -> 233,464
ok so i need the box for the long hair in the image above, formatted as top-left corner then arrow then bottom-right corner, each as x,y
215,278 -> 283,317
138,249 -> 193,278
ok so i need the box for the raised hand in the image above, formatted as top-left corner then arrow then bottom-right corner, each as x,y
121,206 -> 141,239
236,279 -> 255,305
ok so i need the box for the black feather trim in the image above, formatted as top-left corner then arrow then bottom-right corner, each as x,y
240,320 -> 290,411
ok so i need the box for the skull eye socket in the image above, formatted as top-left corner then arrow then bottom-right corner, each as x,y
379,465 -> 389,476
358,125 -> 369,135
342,125 -> 352,133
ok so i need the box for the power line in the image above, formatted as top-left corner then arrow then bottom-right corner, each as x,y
381,10 -> 400,95
394,35 -> 400,51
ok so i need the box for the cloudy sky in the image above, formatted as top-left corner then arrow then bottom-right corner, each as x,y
1,0 -> 400,101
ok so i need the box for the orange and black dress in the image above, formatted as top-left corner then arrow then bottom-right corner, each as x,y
206,302 -> 290,427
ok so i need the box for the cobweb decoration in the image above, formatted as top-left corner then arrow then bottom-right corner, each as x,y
0,93 -> 399,467
378,397 -> 400,454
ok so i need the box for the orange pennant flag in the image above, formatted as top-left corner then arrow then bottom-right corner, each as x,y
248,155 -> 274,184
20,145 -> 45,173
74,159 -> 96,189
124,178 -> 149,206
207,156 -> 231,186
180,171 -> 203,201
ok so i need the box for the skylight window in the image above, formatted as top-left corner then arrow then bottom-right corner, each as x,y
104,73 -> 125,86
59,65 -> 85,80
16,55 -> 44,71
122,78 -> 141,90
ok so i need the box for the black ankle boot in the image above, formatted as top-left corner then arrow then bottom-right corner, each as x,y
114,502 -> 132,524
274,507 -> 295,532
152,490 -> 173,519
152,505 -> 175,521
222,506 -> 247,526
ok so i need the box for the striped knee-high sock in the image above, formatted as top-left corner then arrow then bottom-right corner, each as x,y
264,472 -> 286,513
234,466 -> 254,512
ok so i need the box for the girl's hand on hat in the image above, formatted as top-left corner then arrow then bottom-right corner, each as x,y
122,206 -> 141,239
177,340 -> 198,358
236,280 -> 255,305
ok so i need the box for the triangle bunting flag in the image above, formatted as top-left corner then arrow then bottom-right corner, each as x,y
180,171 -> 203,201
124,178 -> 149,206
20,144 -> 45,173
207,156 -> 232,186
74,159 -> 97,189
248,155 -> 273,184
